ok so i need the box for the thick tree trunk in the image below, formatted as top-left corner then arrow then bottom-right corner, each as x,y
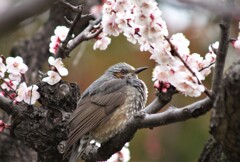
199,59 -> 240,162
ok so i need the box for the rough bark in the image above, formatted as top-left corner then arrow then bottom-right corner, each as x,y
11,81 -> 80,162
199,59 -> 240,162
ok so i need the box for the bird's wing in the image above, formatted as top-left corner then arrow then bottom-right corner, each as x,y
65,79 -> 128,152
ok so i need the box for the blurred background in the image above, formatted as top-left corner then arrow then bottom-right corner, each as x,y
0,0 -> 239,161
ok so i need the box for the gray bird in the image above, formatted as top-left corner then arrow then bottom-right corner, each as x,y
64,62 -> 148,162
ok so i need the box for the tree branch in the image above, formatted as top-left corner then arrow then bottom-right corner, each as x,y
67,17 -> 102,52
140,97 -> 212,128
56,3 -> 84,58
211,2 -> 232,98
143,86 -> 177,114
0,96 -> 19,115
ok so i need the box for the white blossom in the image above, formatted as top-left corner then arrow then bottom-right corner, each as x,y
6,56 -> 28,75
9,73 -> 22,82
48,56 -> 68,76
42,71 -> 61,85
54,26 -> 69,41
93,35 -> 111,50
16,82 -> 40,105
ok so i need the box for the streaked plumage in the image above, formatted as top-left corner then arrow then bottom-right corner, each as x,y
64,63 -> 148,162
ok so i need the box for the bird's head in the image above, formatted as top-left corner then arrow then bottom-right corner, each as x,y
106,62 -> 147,79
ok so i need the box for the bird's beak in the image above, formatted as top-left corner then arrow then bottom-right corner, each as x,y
134,67 -> 148,74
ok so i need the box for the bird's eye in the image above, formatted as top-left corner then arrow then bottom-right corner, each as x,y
120,69 -> 128,74
113,70 -> 129,78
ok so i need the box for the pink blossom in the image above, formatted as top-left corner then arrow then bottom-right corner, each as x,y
93,35 -> 111,50
49,35 -> 61,54
49,26 -> 70,54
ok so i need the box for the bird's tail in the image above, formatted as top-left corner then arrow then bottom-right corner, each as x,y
68,134 -> 91,162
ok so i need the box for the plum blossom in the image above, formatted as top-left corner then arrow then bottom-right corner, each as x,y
48,56 -> 68,76
1,78 -> 19,91
49,26 -> 70,54
152,39 -> 218,97
93,35 -> 111,50
94,0 -> 168,51
107,143 -> 130,162
9,73 -> 22,82
49,35 -> 61,54
6,56 -> 28,75
42,71 -> 61,85
16,82 -> 40,105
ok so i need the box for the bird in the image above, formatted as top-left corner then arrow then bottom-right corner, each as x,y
64,62 -> 148,162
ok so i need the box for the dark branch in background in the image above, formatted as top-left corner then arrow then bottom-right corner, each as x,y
211,7 -> 232,98
0,0 -> 56,38
55,1 -> 102,58
10,0 -> 96,84
56,2 -> 84,58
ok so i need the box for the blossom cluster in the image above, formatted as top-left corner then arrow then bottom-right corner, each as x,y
0,56 -> 40,105
152,35 -> 218,97
93,0 -> 217,97
94,0 -> 168,51
42,56 -> 69,85
0,55 -> 69,105
49,26 -> 70,55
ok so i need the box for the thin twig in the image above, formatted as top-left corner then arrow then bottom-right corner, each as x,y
199,62 -> 215,72
57,4 -> 83,58
58,0 -> 83,13
0,87 -> 15,100
211,16 -> 232,98
67,17 -> 102,51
